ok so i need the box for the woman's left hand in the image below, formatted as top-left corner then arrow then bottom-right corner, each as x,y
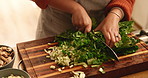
94,12 -> 121,48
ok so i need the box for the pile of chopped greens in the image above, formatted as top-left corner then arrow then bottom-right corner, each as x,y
46,21 -> 139,66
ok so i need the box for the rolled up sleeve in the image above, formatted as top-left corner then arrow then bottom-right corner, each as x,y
105,0 -> 135,20
32,0 -> 49,9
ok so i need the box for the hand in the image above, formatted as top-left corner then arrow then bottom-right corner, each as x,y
48,0 -> 92,33
94,12 -> 121,48
72,8 -> 92,33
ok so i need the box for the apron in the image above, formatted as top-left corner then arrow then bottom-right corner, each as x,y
36,0 -> 111,39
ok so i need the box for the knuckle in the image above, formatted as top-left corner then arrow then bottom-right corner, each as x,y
84,21 -> 89,26
105,37 -> 111,41
104,29 -> 111,33
115,39 -> 119,42
73,22 -> 79,26
79,21 -> 83,25
112,39 -> 116,43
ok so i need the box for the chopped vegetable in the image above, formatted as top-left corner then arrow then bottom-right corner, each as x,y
91,65 -> 100,68
69,65 -> 74,68
62,67 -> 65,69
50,65 -> 56,69
99,68 -> 105,74
74,62 -> 88,68
58,68 -> 62,72
45,21 -> 139,67
2,74 -> 24,78
44,49 -> 48,53
70,71 -> 85,78
46,55 -> 50,58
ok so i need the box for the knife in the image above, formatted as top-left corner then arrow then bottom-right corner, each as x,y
101,40 -> 119,61
93,31 -> 119,61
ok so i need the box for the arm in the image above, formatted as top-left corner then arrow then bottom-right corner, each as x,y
32,0 -> 81,13
48,0 -> 82,14
48,0 -> 92,32
95,0 -> 135,47
33,0 -> 92,32
32,0 -> 49,9
105,0 -> 135,20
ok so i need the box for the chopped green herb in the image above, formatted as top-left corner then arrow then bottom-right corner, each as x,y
46,21 -> 139,67
91,65 -> 100,68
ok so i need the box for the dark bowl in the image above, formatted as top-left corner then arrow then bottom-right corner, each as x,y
0,45 -> 15,69
0,68 -> 31,78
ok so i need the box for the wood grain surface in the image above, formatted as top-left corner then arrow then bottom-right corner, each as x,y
17,36 -> 148,78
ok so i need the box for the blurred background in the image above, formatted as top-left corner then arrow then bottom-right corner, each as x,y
0,0 -> 40,47
0,0 -> 147,47
132,0 -> 148,30
0,0 -> 148,78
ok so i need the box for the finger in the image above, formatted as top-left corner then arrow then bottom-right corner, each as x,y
73,23 -> 85,31
78,27 -> 85,32
118,34 -> 121,41
78,21 -> 87,32
115,33 -> 119,42
72,19 -> 79,29
102,31 -> 111,46
109,32 -> 116,48
115,33 -> 121,42
115,35 -> 119,42
84,22 -> 92,33
72,16 -> 77,26
72,16 -> 83,28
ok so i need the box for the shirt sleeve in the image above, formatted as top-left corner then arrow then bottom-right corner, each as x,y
32,0 -> 49,9
105,0 -> 135,20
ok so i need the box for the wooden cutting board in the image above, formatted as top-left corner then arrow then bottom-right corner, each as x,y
17,35 -> 148,78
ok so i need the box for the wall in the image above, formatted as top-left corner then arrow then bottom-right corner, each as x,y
132,0 -> 148,29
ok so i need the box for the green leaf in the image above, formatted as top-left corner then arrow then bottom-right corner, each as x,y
53,21 -> 139,66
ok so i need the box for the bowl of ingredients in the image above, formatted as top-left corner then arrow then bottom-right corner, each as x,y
0,68 -> 31,78
0,45 -> 15,69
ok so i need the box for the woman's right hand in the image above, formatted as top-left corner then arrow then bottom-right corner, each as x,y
71,7 -> 92,33
48,0 -> 92,33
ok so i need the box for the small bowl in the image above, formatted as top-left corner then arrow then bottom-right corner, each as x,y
0,45 -> 15,69
0,68 -> 31,78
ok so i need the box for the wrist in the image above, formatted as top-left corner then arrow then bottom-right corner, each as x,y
108,8 -> 124,21
111,7 -> 124,19
107,12 -> 120,22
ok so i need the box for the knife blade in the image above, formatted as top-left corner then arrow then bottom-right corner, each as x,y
93,31 -> 119,61
101,40 -> 119,61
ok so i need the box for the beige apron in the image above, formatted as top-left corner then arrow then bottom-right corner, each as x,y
36,0 -> 111,39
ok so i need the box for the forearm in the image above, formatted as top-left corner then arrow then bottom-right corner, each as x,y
48,0 -> 85,14
105,0 -> 135,20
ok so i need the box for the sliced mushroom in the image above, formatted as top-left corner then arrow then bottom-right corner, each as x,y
1,46 -> 7,51
7,57 -> 12,63
0,48 -> 3,51
0,55 -> 8,63
0,51 -> 9,57
0,59 -> 4,67
0,46 -> 14,66
6,47 -> 12,52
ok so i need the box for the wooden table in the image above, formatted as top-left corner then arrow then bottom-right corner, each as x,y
17,36 -> 148,78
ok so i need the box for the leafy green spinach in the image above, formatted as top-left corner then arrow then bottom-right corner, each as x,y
54,21 -> 139,66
